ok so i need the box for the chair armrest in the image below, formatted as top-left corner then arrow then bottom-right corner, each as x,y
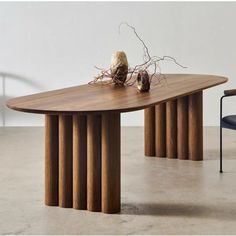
224,89 -> 236,96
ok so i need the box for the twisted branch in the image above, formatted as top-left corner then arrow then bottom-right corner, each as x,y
90,23 -> 187,88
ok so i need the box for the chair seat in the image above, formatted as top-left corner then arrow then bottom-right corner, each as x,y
222,115 -> 236,130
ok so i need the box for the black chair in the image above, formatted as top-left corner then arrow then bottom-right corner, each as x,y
220,89 -> 236,173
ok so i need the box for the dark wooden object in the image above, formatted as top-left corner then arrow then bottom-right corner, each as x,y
144,107 -> 156,156
155,103 -> 166,157
177,97 -> 188,159
73,115 -> 87,210
7,74 -> 227,114
188,91 -> 203,161
166,100 -> 177,159
87,114 -> 101,212
45,115 -> 59,206
6,74 -> 227,214
102,113 -> 121,213
59,115 -> 73,208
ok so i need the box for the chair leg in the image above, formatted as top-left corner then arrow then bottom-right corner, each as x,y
220,126 -> 223,173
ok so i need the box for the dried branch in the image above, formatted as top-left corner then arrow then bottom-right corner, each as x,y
119,22 -> 151,63
90,22 -> 187,90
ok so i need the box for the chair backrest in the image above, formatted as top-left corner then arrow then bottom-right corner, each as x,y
224,89 -> 236,96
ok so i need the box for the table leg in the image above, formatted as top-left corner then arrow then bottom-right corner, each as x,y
73,114 -> 87,210
59,115 -> 73,208
144,107 -> 155,156
166,100 -> 177,158
87,114 -> 101,212
188,91 -> 203,161
177,97 -> 188,160
45,115 -> 59,206
102,113 -> 121,214
155,103 -> 166,157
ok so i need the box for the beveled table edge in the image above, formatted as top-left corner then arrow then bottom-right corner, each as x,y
6,74 -> 228,115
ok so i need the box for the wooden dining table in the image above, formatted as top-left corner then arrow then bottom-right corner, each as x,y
7,74 -> 227,214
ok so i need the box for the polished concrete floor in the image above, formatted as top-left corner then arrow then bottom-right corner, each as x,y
1,126 -> 236,235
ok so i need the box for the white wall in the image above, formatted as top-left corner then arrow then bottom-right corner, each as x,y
0,2 -> 235,126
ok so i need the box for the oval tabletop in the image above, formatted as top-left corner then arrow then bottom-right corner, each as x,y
7,74 -> 228,114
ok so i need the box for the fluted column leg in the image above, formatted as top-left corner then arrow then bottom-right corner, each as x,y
188,91 -> 203,161
177,97 -> 188,159
59,115 -> 73,208
144,107 -> 155,156
155,103 -> 166,157
87,114 -> 101,212
102,113 -> 121,214
73,115 -> 87,210
45,115 -> 59,206
166,100 -> 177,158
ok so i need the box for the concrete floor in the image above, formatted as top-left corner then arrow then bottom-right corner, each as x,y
1,127 -> 236,235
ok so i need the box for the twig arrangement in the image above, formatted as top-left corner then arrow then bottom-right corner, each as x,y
89,22 -> 187,92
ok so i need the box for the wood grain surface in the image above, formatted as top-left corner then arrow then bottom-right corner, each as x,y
188,91 -> 203,161
7,74 -> 227,114
87,114 -> 102,212
177,96 -> 188,159
144,107 -> 156,156
59,115 -> 73,208
102,113 -> 121,213
166,100 -> 177,159
73,115 -> 87,210
45,115 -> 59,206
155,103 -> 166,157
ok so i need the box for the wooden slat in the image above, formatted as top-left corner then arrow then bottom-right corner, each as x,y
45,115 -> 59,206
188,92 -> 203,161
87,114 -> 101,212
73,115 -> 87,210
177,97 -> 188,159
102,113 -> 121,213
59,115 -> 73,208
166,100 -> 177,159
144,107 -> 156,156
155,103 -> 166,157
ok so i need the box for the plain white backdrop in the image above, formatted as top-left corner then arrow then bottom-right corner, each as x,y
0,1 -> 235,126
